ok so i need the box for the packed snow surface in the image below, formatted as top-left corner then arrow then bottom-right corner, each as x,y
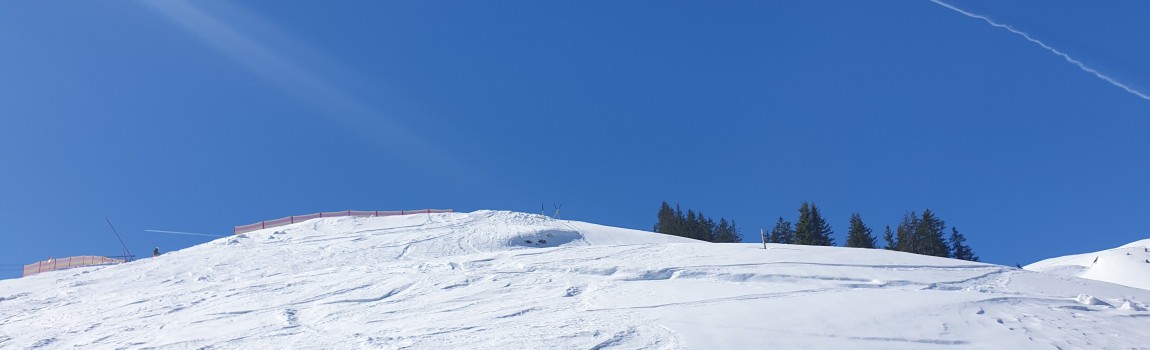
2,211 -> 1149,349
1026,238 -> 1150,290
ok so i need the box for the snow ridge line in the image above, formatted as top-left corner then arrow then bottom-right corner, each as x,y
234,209 -> 455,235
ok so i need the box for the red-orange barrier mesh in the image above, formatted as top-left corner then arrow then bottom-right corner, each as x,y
22,256 -> 125,277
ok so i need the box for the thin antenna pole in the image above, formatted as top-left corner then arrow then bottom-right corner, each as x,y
106,217 -> 133,261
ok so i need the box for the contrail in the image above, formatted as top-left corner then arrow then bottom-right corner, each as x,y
930,0 -> 1150,101
144,229 -> 225,237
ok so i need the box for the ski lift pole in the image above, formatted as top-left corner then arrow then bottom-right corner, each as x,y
106,217 -> 134,262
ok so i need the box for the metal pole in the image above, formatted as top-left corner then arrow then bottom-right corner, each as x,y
106,218 -> 133,261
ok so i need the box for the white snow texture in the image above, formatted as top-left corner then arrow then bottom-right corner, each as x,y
1026,238 -> 1150,290
1,210 -> 1148,349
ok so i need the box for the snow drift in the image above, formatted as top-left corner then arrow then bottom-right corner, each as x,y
1026,238 -> 1150,290
1,210 -> 1148,349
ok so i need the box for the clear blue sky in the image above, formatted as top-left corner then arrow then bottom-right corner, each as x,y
2,1 -> 1148,279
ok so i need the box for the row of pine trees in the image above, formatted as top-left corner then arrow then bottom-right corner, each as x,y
654,201 -> 979,261
653,202 -> 742,243
762,202 -> 978,261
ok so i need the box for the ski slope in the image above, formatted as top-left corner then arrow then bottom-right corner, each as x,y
1026,238 -> 1150,290
1,210 -> 1148,349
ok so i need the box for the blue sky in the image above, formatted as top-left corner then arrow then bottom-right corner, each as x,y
2,1 -> 1148,279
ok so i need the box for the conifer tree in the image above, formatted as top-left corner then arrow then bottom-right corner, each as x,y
699,213 -> 716,242
809,203 -> 835,246
685,210 -> 699,240
883,225 -> 896,250
728,220 -> 742,243
769,217 -> 794,244
654,202 -> 676,234
793,202 -> 813,245
949,227 -> 979,261
895,211 -> 919,253
845,213 -> 876,248
916,209 -> 949,257
714,218 -> 742,243
794,202 -> 833,246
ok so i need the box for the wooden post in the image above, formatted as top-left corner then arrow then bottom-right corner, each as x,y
761,228 -> 767,249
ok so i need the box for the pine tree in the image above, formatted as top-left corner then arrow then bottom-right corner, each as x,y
672,205 -> 685,237
895,211 -> 919,253
699,214 -> 717,242
793,202 -> 834,246
916,209 -> 949,257
714,218 -> 742,243
882,225 -> 896,250
949,227 -> 979,261
654,202 -> 676,234
769,217 -> 794,244
793,202 -> 813,245
809,203 -> 835,246
845,213 -> 876,248
685,210 -> 698,240
728,220 -> 742,243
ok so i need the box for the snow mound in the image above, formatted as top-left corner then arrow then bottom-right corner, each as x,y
1026,238 -> 1150,290
1119,300 -> 1146,311
1,211 -> 1149,349
1075,294 -> 1110,307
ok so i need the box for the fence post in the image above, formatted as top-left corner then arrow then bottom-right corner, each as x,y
261,221 -> 265,229
320,212 -> 324,218
291,216 -> 295,224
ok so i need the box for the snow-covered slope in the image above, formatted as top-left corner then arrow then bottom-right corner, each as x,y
2,211 -> 1149,349
1026,238 -> 1150,290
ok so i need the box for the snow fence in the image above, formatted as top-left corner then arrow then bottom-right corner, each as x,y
233,209 -> 455,235
23,256 -> 126,277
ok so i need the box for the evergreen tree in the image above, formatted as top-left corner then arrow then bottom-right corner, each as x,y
949,227 -> 979,261
714,218 -> 742,243
916,209 -> 949,257
793,202 -> 833,246
653,201 -> 676,234
769,217 -> 794,244
845,213 -> 876,248
672,205 -> 684,237
698,213 -> 716,242
882,225 -> 896,250
728,220 -> 743,243
793,202 -> 813,245
895,211 -> 919,253
809,203 -> 835,246
685,210 -> 698,240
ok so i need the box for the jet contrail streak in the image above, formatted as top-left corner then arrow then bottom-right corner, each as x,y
930,0 -> 1150,101
145,229 -> 225,237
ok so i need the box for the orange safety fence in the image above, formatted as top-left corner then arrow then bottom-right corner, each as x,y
23,256 -> 125,277
233,209 -> 455,235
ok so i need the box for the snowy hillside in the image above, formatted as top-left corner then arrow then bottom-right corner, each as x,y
1026,238 -> 1150,290
2,211 -> 1149,349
